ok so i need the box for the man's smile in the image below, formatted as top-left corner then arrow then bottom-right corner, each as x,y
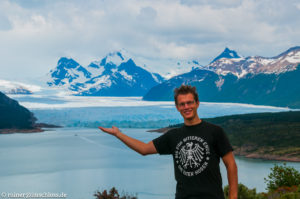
183,109 -> 192,115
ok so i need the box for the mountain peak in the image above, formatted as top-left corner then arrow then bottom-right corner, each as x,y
100,49 -> 131,66
48,56 -> 91,86
210,47 -> 241,63
57,57 -> 79,69
107,51 -> 125,61
273,46 -> 300,59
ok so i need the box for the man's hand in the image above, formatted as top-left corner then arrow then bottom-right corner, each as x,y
98,126 -> 120,136
98,126 -> 157,155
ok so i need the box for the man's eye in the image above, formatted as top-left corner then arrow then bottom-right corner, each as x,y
187,101 -> 195,105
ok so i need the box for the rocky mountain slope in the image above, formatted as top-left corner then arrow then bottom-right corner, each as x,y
47,51 -> 165,96
0,91 -> 36,129
143,46 -> 300,108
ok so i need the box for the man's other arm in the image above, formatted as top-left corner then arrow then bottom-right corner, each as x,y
222,151 -> 238,199
98,126 -> 157,156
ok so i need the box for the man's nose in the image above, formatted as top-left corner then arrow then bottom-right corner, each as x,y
183,103 -> 190,108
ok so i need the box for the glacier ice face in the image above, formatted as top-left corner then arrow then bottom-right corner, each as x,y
11,94 -> 289,128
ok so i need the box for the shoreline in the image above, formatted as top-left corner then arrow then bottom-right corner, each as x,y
0,128 -> 44,134
234,153 -> 300,162
0,123 -> 62,134
234,147 -> 300,162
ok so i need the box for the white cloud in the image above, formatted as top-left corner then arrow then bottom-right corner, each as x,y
0,0 -> 299,80
138,6 -> 157,21
0,15 -> 12,30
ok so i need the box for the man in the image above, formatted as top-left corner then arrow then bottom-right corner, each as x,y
99,85 -> 238,199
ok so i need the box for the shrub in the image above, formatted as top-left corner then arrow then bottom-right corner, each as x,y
224,183 -> 262,199
264,163 -> 300,191
94,187 -> 137,199
264,185 -> 300,199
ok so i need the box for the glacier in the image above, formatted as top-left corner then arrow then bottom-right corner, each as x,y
9,94 -> 292,129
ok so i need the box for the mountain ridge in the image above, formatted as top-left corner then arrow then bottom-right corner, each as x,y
208,46 -> 300,78
47,51 -> 165,96
47,46 -> 300,101
143,46 -> 300,108
210,47 -> 241,63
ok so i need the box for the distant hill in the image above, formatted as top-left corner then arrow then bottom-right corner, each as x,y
149,111 -> 300,162
205,111 -> 300,147
206,111 -> 300,161
0,91 -> 37,130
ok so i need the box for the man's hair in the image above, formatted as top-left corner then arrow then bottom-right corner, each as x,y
174,84 -> 199,105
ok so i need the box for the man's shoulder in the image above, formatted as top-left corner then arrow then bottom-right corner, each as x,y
202,120 -> 224,132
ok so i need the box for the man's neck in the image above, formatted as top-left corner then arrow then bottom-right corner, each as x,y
184,116 -> 202,126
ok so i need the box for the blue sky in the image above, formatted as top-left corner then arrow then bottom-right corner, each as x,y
0,0 -> 299,80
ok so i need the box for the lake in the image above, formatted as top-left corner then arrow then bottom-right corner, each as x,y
1,95 -> 300,199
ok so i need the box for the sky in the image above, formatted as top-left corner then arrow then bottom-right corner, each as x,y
0,0 -> 300,81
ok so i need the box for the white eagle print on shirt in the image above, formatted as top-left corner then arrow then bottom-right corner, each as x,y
179,142 -> 204,169
175,136 -> 210,177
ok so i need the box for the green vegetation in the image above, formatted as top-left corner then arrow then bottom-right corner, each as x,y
204,111 -> 300,159
224,183 -> 264,199
224,164 -> 300,199
94,187 -> 137,199
223,184 -> 300,199
264,163 -> 300,191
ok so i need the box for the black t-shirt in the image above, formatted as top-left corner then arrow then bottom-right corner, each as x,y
152,120 -> 233,199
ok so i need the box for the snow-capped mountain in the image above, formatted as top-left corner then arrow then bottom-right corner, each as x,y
101,49 -> 203,79
208,46 -> 300,78
0,79 -> 41,94
143,46 -> 300,108
47,51 -> 165,96
47,57 -> 91,86
210,47 -> 241,63
143,65 -> 300,108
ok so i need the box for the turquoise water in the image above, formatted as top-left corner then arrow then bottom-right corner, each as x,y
2,95 -> 299,198
0,127 -> 299,199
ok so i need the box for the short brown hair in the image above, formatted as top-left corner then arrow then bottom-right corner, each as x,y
174,84 -> 199,105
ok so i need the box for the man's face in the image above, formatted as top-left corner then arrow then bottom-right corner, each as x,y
176,93 -> 199,120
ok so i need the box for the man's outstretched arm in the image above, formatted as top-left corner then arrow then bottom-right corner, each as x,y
98,126 -> 157,156
222,151 -> 238,199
